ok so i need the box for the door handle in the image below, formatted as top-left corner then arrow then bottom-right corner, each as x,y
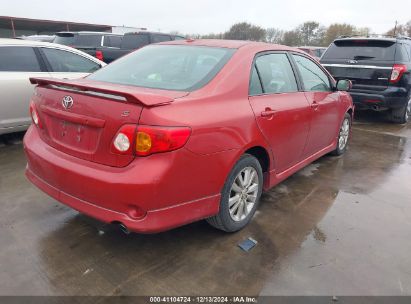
261,108 -> 276,117
311,101 -> 319,110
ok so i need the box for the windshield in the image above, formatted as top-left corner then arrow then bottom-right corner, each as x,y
322,40 -> 396,61
88,45 -> 235,91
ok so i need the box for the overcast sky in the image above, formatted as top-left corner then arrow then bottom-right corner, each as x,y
2,0 -> 411,34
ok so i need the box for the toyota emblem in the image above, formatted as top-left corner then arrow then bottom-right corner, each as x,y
62,96 -> 74,109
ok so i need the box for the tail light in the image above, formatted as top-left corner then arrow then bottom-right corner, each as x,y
95,50 -> 104,61
135,126 -> 191,156
111,125 -> 191,156
390,64 -> 407,83
29,101 -> 42,128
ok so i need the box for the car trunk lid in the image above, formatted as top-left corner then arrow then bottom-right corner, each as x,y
30,77 -> 188,167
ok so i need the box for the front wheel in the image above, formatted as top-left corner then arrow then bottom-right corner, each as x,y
331,113 -> 351,156
207,154 -> 263,232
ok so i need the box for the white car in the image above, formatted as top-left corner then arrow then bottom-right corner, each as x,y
0,39 -> 106,135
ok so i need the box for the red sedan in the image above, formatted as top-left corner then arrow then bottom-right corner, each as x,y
24,39 -> 353,233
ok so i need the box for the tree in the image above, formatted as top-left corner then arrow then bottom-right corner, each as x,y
406,21 -> 411,36
201,33 -> 224,39
355,27 -> 371,36
224,22 -> 266,41
297,21 -> 321,46
265,27 -> 284,44
281,30 -> 301,46
323,23 -> 356,46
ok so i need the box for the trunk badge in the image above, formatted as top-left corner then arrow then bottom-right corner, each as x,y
347,60 -> 358,64
62,96 -> 74,109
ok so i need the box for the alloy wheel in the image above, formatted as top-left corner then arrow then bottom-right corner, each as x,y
228,167 -> 259,222
338,118 -> 350,151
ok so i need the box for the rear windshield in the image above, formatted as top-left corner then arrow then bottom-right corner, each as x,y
54,34 -> 102,47
121,34 -> 150,49
88,45 -> 235,91
322,40 -> 396,61
54,34 -> 75,45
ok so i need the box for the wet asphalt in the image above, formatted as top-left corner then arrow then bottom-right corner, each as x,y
0,111 -> 410,296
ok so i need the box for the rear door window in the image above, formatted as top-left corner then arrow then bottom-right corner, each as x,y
322,39 -> 396,61
255,53 -> 298,94
41,48 -> 101,73
292,54 -> 331,92
0,46 -> 41,72
121,34 -> 150,49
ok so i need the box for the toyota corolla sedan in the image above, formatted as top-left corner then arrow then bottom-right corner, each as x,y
24,39 -> 353,233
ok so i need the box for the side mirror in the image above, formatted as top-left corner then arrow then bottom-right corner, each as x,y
336,79 -> 352,91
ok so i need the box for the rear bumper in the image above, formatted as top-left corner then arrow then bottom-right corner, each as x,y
23,126 -> 223,233
350,87 -> 408,110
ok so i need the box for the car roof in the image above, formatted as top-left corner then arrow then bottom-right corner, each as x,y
298,46 -> 326,50
55,31 -> 121,35
160,39 -> 298,51
334,37 -> 398,43
0,38 -> 106,65
0,38 -> 61,46
124,31 -> 176,36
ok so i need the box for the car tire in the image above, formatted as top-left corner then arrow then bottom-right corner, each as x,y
391,97 -> 411,124
331,113 -> 351,156
207,154 -> 263,232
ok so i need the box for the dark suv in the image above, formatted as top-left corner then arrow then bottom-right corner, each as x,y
321,36 -> 411,123
94,31 -> 186,63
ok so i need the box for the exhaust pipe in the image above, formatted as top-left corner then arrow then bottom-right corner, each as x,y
118,223 -> 130,235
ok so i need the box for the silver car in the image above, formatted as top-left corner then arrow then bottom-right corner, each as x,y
0,39 -> 106,135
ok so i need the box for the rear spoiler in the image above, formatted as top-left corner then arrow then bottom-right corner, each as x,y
29,77 -> 177,107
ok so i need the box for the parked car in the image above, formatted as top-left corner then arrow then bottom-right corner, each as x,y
53,31 -> 123,59
93,31 -> 185,63
321,36 -> 411,123
24,40 -> 353,234
0,39 -> 106,135
19,35 -> 55,43
297,46 -> 326,60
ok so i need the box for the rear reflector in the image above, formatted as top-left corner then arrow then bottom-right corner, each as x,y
390,64 -> 407,83
135,126 -> 191,156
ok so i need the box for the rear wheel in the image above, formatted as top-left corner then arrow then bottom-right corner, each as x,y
207,154 -> 263,232
331,113 -> 351,156
391,97 -> 411,124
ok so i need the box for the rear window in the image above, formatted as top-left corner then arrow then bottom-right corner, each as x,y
104,35 -> 122,48
53,33 -> 75,45
88,45 -> 235,91
121,34 -> 150,49
75,35 -> 102,47
54,33 -> 102,47
322,40 -> 397,61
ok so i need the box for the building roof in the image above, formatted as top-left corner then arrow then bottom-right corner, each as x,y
0,16 -> 112,37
